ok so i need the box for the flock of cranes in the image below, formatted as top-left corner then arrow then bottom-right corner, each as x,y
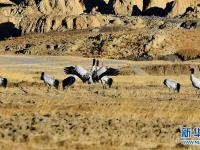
0,58 -> 119,90
163,68 -> 200,94
1,58 -> 200,95
62,58 -> 119,89
64,59 -> 118,88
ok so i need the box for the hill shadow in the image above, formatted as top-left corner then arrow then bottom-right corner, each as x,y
143,0 -> 151,11
132,5 -> 142,16
10,0 -> 23,5
0,4 -> 14,7
83,0 -> 114,14
0,22 -> 21,40
132,1 -> 175,17
143,1 -> 175,17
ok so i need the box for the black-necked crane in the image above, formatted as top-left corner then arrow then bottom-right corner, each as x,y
190,68 -> 200,94
62,75 -> 77,90
163,79 -> 181,93
64,65 -> 94,84
40,72 -> 59,90
64,59 -> 119,85
101,76 -> 113,88
95,60 -> 114,88
64,59 -> 96,84
0,76 -> 7,88
92,60 -> 119,83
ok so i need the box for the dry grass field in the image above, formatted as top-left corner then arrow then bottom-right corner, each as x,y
0,55 -> 200,149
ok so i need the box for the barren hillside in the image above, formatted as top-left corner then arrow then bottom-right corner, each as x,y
0,0 -> 200,60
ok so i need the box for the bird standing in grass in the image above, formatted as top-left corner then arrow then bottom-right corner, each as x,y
163,79 -> 181,93
101,76 -> 113,88
64,65 -> 94,84
40,72 -> 59,90
190,68 -> 200,94
62,75 -> 77,90
92,60 -> 119,83
96,60 -> 114,88
0,76 -> 7,88
64,59 -> 119,85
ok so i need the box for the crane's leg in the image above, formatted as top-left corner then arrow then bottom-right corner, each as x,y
47,85 -> 51,93
195,89 -> 198,96
45,83 -> 48,92
68,86 -> 72,92
88,83 -> 95,91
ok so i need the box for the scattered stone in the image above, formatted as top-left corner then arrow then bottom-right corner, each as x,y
180,20 -> 198,29
15,49 -> 30,54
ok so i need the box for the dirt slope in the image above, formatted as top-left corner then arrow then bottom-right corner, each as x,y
0,18 -> 200,60
0,0 -> 200,60
0,0 -> 199,35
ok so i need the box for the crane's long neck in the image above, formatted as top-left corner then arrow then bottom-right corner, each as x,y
91,66 -> 95,72
41,72 -> 44,80
190,73 -> 196,82
91,59 -> 96,72
96,60 -> 100,70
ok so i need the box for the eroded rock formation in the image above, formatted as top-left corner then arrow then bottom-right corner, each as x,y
0,0 -> 200,60
0,0 -> 199,35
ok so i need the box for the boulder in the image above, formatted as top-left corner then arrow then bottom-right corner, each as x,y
38,0 -> 85,16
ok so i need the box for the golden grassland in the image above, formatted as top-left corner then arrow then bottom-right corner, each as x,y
0,56 -> 200,149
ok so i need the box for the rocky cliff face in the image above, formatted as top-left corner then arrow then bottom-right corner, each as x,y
0,0 -> 199,35
0,0 -> 200,60
6,0 -> 198,16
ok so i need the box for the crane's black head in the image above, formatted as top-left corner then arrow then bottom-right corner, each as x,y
2,78 -> 7,88
54,79 -> 59,90
190,68 -> 194,74
40,72 -> 45,80
108,78 -> 113,88
163,79 -> 167,86
177,83 -> 181,93
92,59 -> 96,66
